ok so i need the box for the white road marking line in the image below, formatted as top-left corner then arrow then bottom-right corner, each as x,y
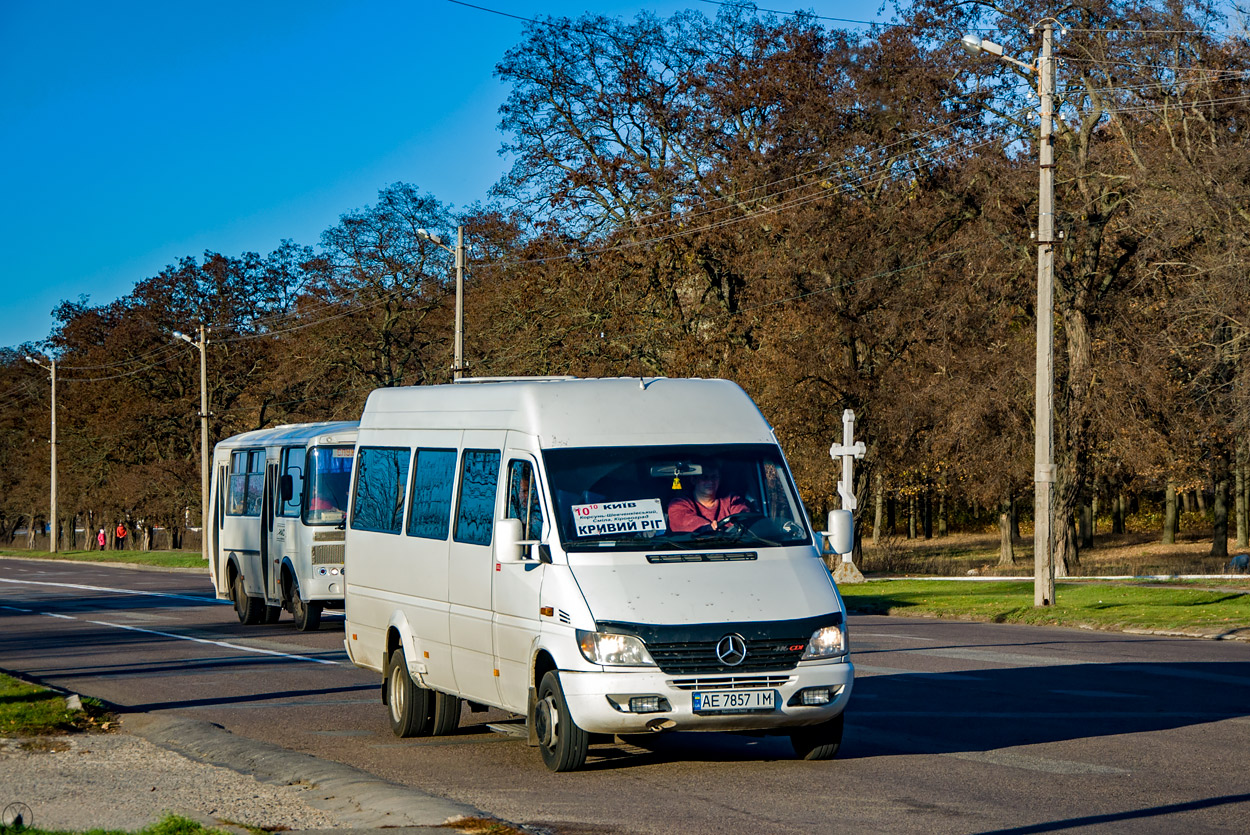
76,617 -> 342,665
943,750 -> 1130,775
3,600 -> 339,666
0,576 -> 223,604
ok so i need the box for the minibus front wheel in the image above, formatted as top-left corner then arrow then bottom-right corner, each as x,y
535,671 -> 588,772
789,712 -> 844,760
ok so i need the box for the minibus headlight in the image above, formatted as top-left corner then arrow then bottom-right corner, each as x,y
576,630 -> 656,666
800,624 -> 847,660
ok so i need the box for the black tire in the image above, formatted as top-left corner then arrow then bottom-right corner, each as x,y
427,690 -> 461,736
789,712 -> 845,761
535,671 -> 588,772
386,647 -> 431,738
290,577 -> 322,632
232,572 -> 264,625
263,605 -> 282,624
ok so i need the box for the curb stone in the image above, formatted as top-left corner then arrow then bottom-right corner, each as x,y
122,713 -> 484,830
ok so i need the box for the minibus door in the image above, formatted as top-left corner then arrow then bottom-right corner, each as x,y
447,431 -> 507,705
492,448 -> 547,713
261,460 -> 279,602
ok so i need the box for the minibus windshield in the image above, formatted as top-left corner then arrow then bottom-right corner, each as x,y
304,445 -> 354,525
542,444 -> 812,552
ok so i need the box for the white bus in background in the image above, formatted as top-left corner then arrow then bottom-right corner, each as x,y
342,377 -> 853,771
208,421 -> 358,631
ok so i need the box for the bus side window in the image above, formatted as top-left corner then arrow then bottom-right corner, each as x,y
506,460 -> 543,540
279,447 -> 304,518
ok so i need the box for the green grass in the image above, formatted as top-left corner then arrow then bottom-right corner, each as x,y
0,549 -> 204,569
840,579 -> 1250,636
0,673 -> 114,736
0,814 -> 231,835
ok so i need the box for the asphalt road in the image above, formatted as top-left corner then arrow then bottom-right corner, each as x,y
2,556 -> 1248,834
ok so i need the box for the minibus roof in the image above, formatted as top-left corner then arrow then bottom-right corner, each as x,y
214,421 -> 359,450
360,378 -> 774,447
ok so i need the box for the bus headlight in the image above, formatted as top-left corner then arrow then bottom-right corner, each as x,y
801,624 -> 847,660
576,630 -> 656,666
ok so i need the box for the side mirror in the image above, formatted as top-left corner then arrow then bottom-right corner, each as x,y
825,509 -> 854,555
280,474 -> 294,503
496,518 -> 535,563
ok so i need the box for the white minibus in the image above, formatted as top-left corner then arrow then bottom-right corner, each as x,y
342,378 -> 852,771
209,421 -> 358,631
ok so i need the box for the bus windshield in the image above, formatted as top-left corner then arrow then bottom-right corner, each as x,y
304,445 -> 355,526
542,444 -> 812,552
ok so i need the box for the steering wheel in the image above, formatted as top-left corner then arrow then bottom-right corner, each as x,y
716,511 -> 765,531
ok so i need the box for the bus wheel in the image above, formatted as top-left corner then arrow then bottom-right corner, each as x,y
789,712 -> 844,761
263,605 -> 282,624
535,671 -> 588,772
387,647 -> 431,738
290,578 -> 322,632
427,691 -> 461,736
232,573 -> 264,625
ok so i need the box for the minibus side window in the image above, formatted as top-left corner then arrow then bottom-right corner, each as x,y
350,446 -> 410,534
454,449 -> 501,546
407,448 -> 457,540
278,447 -> 304,518
506,460 -> 544,539
227,449 -> 264,517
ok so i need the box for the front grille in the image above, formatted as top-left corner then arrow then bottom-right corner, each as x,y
670,675 -> 792,691
596,613 -> 841,677
647,637 -> 807,674
646,551 -> 758,564
311,544 -> 345,564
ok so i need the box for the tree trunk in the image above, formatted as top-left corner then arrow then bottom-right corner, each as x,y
872,473 -> 883,545
923,488 -> 933,539
1162,479 -> 1178,545
997,496 -> 1016,567
938,488 -> 948,538
908,495 -> 917,539
1236,437 -> 1247,548
1079,503 -> 1093,549
1197,489 -> 1207,513
1212,449 -> 1229,559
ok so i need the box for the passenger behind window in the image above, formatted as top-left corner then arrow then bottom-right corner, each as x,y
507,461 -> 544,539
667,464 -> 749,533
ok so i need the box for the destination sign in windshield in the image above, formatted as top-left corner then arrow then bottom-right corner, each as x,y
572,499 -> 667,537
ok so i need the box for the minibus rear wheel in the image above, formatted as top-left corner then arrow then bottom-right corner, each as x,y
386,648 -> 431,738
428,691 -> 461,736
289,577 -> 322,632
535,671 -> 588,772
789,712 -> 844,760
231,572 -> 264,625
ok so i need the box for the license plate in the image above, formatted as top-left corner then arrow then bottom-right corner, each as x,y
692,688 -> 775,714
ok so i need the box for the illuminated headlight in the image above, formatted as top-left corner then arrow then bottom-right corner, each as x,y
800,624 -> 848,660
576,630 -> 656,666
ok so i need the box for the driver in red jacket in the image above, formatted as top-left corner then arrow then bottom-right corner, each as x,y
668,465 -> 749,533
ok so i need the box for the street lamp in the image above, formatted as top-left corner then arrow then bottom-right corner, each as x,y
961,22 -> 1059,607
173,326 -> 210,560
417,226 -> 467,380
24,354 -> 57,553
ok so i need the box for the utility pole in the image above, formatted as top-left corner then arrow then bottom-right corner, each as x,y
960,21 -> 1060,607
454,225 -> 465,380
1034,22 -> 1057,607
418,225 -> 467,380
174,327 -> 210,560
24,355 -> 57,553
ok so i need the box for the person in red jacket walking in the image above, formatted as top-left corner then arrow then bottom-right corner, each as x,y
115,522 -> 127,550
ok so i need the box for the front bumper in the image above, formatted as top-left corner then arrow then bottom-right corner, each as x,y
558,659 -> 853,735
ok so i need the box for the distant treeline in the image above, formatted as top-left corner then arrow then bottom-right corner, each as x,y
3,1 -> 1249,570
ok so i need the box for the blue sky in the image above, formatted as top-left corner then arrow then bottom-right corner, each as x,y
1,1 -> 895,350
